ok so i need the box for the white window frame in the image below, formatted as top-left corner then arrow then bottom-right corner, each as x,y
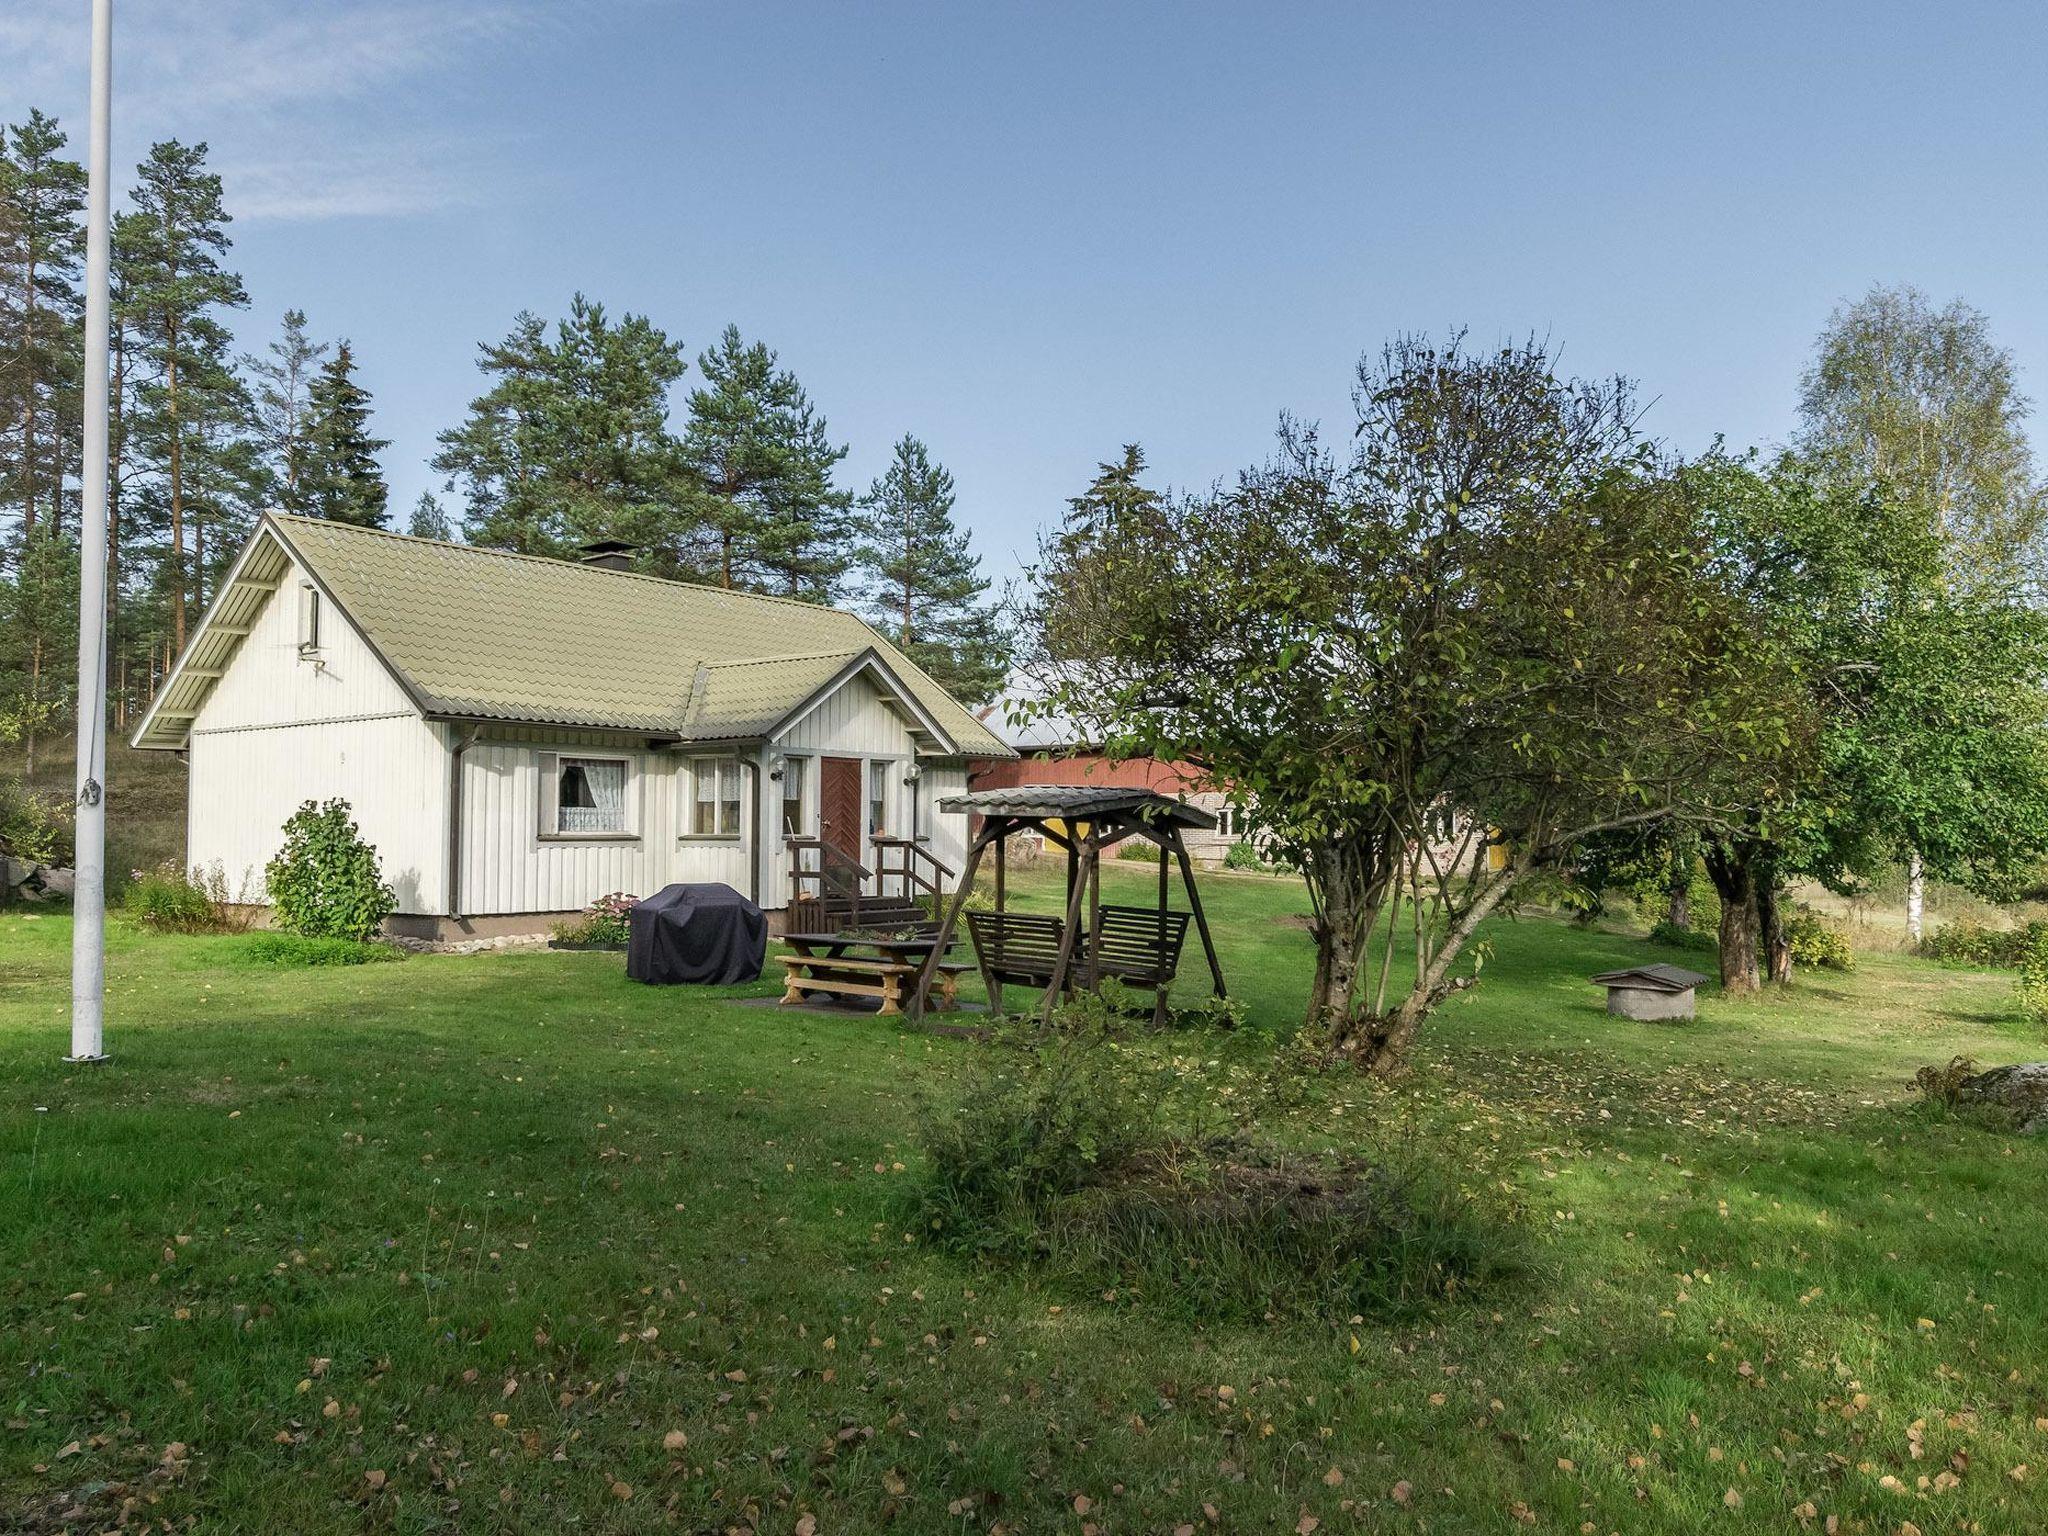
867,757 -> 897,841
297,580 -> 321,655
683,754 -> 745,841
538,750 -> 638,842
777,753 -> 812,842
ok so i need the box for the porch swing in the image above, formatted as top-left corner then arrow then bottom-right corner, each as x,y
908,787 -> 1227,1026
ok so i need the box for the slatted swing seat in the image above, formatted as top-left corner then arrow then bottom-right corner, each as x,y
964,909 -> 1070,989
910,787 -> 1229,1028
1083,904 -> 1191,988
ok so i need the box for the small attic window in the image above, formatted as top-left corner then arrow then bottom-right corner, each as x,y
297,581 -> 321,653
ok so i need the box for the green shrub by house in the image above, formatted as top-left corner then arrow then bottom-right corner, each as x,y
265,799 -> 396,942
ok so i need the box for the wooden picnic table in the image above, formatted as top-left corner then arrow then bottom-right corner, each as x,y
778,930 -> 971,1015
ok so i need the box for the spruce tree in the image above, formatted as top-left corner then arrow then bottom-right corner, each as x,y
120,139 -> 247,649
243,307 -> 327,513
856,434 -> 1007,702
0,109 -> 87,542
679,325 -> 851,598
407,490 -> 451,540
302,340 -> 388,526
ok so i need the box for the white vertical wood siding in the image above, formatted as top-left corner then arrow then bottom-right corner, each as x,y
921,761 -> 970,879
456,730 -> 753,916
186,555 -> 448,912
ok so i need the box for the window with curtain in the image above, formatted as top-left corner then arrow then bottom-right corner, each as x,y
691,756 -> 742,836
780,757 -> 806,838
559,756 -> 628,834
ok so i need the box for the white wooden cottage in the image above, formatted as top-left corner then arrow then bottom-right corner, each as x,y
132,515 -> 1013,940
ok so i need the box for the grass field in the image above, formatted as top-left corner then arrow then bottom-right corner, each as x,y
5,862 -> 2048,1533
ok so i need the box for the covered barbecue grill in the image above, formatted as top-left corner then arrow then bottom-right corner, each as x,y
627,882 -> 767,985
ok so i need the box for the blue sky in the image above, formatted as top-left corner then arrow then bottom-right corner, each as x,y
7,2 -> 2046,586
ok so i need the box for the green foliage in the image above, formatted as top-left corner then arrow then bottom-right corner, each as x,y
1781,904 -> 1853,971
550,891 -> 638,947
1647,919 -> 1714,952
127,861 -> 247,934
0,773 -> 68,867
855,434 -> 1008,704
1023,338 -> 1779,1066
434,296 -> 689,558
1223,838 -> 1270,872
264,799 -> 395,941
301,340 -> 389,526
1114,836 -> 1163,863
678,324 -> 853,599
2018,940 -> 2048,1029
230,932 -> 402,968
1922,918 -> 2048,969
910,1016 -> 1522,1321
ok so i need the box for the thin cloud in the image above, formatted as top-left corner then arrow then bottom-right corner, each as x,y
1,0 -> 546,222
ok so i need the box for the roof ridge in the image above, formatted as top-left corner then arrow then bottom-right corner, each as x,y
703,648 -> 860,671
268,512 -> 872,619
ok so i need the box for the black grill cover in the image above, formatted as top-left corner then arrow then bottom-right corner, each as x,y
627,883 -> 766,985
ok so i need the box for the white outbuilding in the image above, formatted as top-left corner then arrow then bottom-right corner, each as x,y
133,515 -> 1014,940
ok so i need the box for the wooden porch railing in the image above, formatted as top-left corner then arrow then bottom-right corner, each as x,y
786,837 -> 871,930
870,836 -> 955,903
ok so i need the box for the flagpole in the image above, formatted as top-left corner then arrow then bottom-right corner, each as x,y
68,0 -> 114,1065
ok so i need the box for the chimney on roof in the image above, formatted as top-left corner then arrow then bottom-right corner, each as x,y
578,539 -> 639,572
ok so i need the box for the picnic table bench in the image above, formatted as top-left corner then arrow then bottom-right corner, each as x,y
778,930 -> 972,1016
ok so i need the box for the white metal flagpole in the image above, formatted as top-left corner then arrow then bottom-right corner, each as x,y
68,0 -> 114,1065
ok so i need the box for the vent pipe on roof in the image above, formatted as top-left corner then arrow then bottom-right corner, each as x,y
578,539 -> 639,572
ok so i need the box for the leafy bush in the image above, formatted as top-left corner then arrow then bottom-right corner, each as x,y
909,1017 -> 1522,1321
1782,905 -> 1853,971
0,775 -> 70,868
551,891 -> 638,947
1647,919 -> 1714,952
1115,837 -> 1165,863
232,932 -> 403,968
1922,918 -> 2048,969
265,799 -> 396,941
1222,839 -> 1269,872
2019,937 -> 2048,1028
127,861 -> 251,934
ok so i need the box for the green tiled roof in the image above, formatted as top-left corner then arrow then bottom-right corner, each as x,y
161,515 -> 1009,754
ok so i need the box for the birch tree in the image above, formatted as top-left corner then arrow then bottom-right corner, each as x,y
1798,285 -> 2048,939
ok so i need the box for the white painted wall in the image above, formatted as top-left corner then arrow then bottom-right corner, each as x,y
189,584 -> 988,924
457,729 -> 737,915
187,555 -> 448,912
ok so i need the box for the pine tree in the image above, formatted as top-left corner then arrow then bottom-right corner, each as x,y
0,110 -> 88,543
433,298 -> 687,556
679,325 -> 851,598
120,139 -> 247,650
856,434 -> 1007,702
243,307 -> 327,513
302,340 -> 388,526
407,490 -> 451,540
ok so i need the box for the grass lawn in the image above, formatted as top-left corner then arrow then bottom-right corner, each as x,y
4,863 -> 2048,1533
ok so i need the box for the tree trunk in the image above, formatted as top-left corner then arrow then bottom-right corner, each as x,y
1351,863 -> 1520,1078
1905,850 -> 1925,946
21,250 -> 37,535
1666,862 -> 1691,930
168,330 -> 186,650
1757,879 -> 1792,985
1303,847 -> 1365,1033
1703,841 -> 1762,994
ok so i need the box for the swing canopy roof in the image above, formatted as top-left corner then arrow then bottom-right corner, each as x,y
938,786 -> 1217,830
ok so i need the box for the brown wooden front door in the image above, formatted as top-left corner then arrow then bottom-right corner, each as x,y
819,756 -> 863,859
